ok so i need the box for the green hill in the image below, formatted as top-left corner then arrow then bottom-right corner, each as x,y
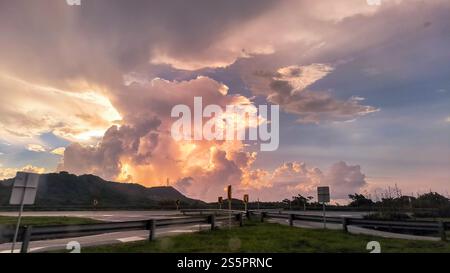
0,172 -> 205,210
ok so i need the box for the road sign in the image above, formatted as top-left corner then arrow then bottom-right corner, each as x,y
218,196 -> 223,204
227,185 -> 232,200
10,172 -> 41,253
10,172 -> 40,205
317,186 -> 330,203
243,194 -> 249,212
317,186 -> 330,229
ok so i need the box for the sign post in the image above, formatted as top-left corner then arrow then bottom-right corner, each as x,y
317,186 -> 330,229
227,185 -> 232,229
9,172 -> 40,253
243,194 -> 249,212
218,196 -> 223,210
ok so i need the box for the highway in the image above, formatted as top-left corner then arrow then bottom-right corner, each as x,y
4,209 -> 434,253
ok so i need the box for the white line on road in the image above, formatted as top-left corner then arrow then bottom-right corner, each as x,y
117,236 -> 146,243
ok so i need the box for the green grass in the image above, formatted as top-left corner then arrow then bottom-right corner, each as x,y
0,216 -> 102,226
82,221 -> 450,253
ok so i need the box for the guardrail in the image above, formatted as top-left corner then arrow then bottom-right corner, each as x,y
0,213 -> 245,253
180,209 -> 245,215
249,211 -> 449,241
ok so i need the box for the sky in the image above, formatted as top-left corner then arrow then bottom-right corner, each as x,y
0,0 -> 449,203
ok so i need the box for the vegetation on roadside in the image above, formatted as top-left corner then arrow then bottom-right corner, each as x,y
80,220 -> 450,253
0,216 -> 102,226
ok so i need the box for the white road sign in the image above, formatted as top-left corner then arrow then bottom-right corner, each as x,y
9,172 -> 40,205
317,186 -> 330,203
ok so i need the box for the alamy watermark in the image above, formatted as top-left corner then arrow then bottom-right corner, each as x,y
171,97 -> 279,151
66,0 -> 81,6
366,0 -> 382,6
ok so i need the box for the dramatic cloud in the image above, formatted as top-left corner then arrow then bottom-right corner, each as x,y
0,0 -> 448,201
248,64 -> 378,123
0,74 -> 121,144
233,160 -> 368,201
58,76 -> 262,200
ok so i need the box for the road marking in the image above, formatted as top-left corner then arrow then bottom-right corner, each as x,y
0,249 -> 19,253
117,236 -> 145,243
29,247 -> 46,252
166,230 -> 196,233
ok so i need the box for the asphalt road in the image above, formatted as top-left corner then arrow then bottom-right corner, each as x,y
0,210 -> 182,222
1,209 -> 435,253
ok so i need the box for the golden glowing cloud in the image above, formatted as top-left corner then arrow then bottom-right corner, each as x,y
0,73 -> 121,144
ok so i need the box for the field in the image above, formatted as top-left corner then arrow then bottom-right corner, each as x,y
0,216 -> 102,226
81,220 -> 450,253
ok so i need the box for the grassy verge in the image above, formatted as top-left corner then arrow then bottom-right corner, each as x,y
0,216 -> 102,226
82,220 -> 450,253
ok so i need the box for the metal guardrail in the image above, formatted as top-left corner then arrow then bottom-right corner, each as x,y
0,213 -> 245,253
180,209 -> 245,215
249,210 -> 449,241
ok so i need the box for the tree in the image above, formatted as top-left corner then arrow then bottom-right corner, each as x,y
414,192 -> 449,208
282,199 -> 291,210
348,193 -> 374,207
292,194 -> 308,211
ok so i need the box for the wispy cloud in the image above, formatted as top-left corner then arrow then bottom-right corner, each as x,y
27,144 -> 47,153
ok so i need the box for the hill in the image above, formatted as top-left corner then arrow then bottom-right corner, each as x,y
0,172 -> 205,209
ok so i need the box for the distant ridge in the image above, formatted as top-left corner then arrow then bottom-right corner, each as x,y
0,172 -> 205,209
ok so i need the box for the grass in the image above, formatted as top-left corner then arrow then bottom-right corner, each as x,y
82,220 -> 450,253
0,216 -> 102,226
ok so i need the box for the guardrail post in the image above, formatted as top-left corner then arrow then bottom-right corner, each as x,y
20,226 -> 33,253
246,210 -> 251,220
438,221 -> 447,241
238,213 -> 243,227
260,212 -> 266,223
342,218 -> 349,233
289,214 -> 294,226
209,215 -> 216,230
147,220 -> 156,241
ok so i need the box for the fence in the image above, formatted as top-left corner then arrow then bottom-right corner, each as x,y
250,211 -> 449,241
0,212 -> 245,253
180,209 -> 245,215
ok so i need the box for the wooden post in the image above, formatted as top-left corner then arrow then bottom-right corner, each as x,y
20,226 -> 32,253
238,213 -> 244,227
246,210 -> 251,220
438,221 -> 447,241
342,218 -> 349,233
147,220 -> 156,241
289,214 -> 294,227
